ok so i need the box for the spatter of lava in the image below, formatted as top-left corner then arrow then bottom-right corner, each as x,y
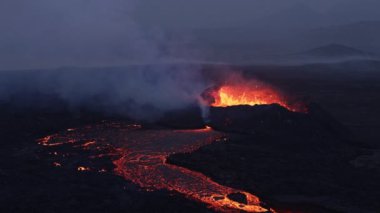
38,122 -> 274,213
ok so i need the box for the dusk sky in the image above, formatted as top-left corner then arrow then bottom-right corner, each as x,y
1,0 -> 380,69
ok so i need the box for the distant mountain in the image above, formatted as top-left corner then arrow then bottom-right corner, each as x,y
303,21 -> 380,53
303,44 -> 374,58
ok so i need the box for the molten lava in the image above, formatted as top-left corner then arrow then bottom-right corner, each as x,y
214,85 -> 286,107
204,79 -> 298,111
37,122 -> 274,212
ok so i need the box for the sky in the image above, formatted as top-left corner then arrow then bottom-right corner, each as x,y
135,0 -> 380,28
1,0 -> 380,70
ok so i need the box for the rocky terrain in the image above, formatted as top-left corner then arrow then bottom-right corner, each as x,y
168,104 -> 380,212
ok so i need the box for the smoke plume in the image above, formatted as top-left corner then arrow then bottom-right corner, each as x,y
0,0 -> 211,120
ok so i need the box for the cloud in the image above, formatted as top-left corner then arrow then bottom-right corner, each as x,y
0,0 -> 166,69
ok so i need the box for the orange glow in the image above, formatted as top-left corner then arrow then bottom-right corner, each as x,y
38,123 -> 274,212
211,83 -> 291,110
77,166 -> 90,172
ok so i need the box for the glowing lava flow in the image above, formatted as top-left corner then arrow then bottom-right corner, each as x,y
38,123 -> 273,213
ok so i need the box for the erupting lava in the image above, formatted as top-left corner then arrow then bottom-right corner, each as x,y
204,79 -> 298,111
38,122 -> 274,212
214,85 -> 287,107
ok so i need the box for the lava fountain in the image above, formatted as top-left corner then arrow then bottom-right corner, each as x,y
38,122 -> 274,212
202,78 -> 302,112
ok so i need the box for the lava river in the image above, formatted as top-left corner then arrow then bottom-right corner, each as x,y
38,122 -> 273,212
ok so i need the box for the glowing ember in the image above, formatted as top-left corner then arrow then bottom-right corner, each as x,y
38,123 -> 274,212
77,166 -> 91,172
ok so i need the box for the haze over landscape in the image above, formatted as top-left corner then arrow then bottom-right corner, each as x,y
2,0 -> 380,69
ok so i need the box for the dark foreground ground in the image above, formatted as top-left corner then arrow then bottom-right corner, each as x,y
1,60 -> 380,212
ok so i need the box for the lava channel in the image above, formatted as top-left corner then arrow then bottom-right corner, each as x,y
38,122 -> 274,212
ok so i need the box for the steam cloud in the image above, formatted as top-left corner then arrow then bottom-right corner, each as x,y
0,0 -> 211,120
0,66 -> 210,120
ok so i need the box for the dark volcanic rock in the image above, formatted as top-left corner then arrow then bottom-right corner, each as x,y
209,103 -> 350,141
209,104 -> 296,134
227,192 -> 247,205
169,104 -> 380,212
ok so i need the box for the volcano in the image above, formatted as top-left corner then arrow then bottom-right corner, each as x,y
34,95 -> 352,212
4,73 -> 376,213
33,78 -> 305,212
